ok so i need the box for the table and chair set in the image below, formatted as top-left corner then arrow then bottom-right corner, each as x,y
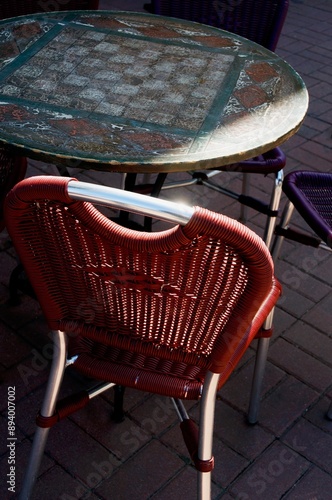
0,1 -> 331,499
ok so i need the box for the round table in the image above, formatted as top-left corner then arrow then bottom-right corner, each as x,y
0,10 -> 308,173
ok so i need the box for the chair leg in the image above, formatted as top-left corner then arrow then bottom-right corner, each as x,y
246,171 -> 283,424
239,173 -> 250,223
112,385 -> 126,422
247,336 -> 271,424
197,372 -> 220,500
263,169 -> 284,249
20,330 -> 67,500
327,401 -> 332,421
270,200 -> 295,263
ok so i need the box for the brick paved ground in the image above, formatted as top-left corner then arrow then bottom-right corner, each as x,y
1,0 -> 332,499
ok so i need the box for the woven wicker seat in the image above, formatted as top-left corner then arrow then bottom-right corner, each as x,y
271,170 -> 332,421
5,176 -> 281,499
0,148 -> 27,232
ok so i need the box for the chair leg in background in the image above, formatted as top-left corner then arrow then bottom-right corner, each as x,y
239,173 -> 250,224
20,331 -> 67,500
112,385 -> 126,422
263,169 -> 284,249
247,335 -> 271,425
246,170 -> 284,424
270,200 -> 295,262
327,402 -> 332,421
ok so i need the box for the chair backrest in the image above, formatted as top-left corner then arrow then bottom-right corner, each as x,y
5,176 -> 278,379
283,171 -> 332,247
0,0 -> 99,20
151,0 -> 289,50
0,148 -> 27,232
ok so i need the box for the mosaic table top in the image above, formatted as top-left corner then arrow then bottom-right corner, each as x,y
0,11 -> 308,173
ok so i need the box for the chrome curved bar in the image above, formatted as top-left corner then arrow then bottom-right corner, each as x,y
67,180 -> 194,226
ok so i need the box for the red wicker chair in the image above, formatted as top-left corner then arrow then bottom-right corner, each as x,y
0,148 -> 27,232
5,176 -> 281,499
271,170 -> 332,421
0,0 -> 99,19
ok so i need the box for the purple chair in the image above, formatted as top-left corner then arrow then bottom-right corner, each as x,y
0,0 -> 99,19
271,171 -> 332,420
148,0 -> 288,51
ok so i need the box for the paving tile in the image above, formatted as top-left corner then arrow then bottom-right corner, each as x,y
277,284 -> 315,318
309,257 -> 332,286
283,419 -> 332,474
0,250 -> 17,285
15,315 -> 52,350
268,338 -> 332,391
293,124 -> 320,141
285,145 -> 331,169
0,359 -> 50,413
301,293 -> 332,336
0,438 -> 54,499
275,260 -> 331,303
0,294 -> 44,331
161,424 -> 249,488
273,307 -> 298,338
150,466 -> 222,500
0,323 -> 32,368
210,402 -> 274,460
218,360 -> 285,413
304,397 -> 332,434
33,465 -> 90,500
300,113 -> 331,132
102,386 -> 152,414
95,440 -> 184,499
71,396 -> 152,462
149,467 -> 199,500
128,393 -> 187,436
284,466 -> 332,500
45,418 -> 123,487
229,441 -> 310,500
15,375 -> 84,437
283,321 -> 332,366
301,139 -> 332,163
258,376 -> 319,436
283,244 -> 331,278
309,81 -> 332,100
312,126 -> 332,147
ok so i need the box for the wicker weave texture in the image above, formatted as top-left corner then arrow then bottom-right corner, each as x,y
151,0 -> 289,51
5,176 -> 281,399
0,0 -> 99,20
283,171 -> 332,247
